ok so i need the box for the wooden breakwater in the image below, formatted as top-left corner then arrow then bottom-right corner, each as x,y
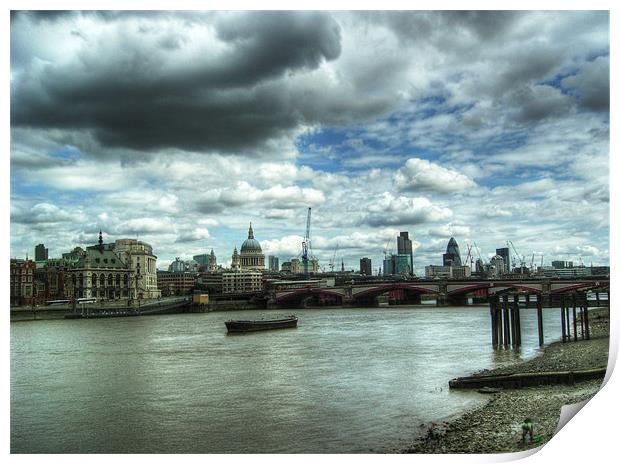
448,367 -> 607,390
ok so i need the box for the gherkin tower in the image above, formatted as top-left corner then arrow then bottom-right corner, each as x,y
442,237 -> 462,267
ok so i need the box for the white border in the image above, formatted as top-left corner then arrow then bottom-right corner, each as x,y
3,2 -> 616,463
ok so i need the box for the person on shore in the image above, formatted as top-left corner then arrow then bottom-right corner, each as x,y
426,423 -> 440,440
521,418 -> 534,442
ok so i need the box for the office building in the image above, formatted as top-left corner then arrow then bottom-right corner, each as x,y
425,265 -> 471,279
35,243 -> 48,262
552,260 -> 574,269
193,254 -> 210,270
157,271 -> 197,296
496,247 -> 510,272
360,257 -> 372,275
397,232 -> 414,274
443,237 -> 463,267
268,255 -> 280,272
222,270 -> 263,294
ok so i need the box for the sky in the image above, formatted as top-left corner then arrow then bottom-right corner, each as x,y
9,9 -> 611,272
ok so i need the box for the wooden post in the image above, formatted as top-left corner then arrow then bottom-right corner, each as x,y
572,294 -> 578,342
580,306 -> 585,340
515,299 -> 521,346
497,298 -> 503,348
566,306 -> 571,340
560,300 -> 566,343
509,303 -> 516,347
503,296 -> 511,347
584,298 -> 590,340
491,300 -> 498,347
537,298 -> 544,346
596,292 -> 600,307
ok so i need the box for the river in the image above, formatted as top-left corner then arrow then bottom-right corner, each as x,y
10,305 -> 563,453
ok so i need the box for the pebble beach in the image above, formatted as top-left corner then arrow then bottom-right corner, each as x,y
402,308 -> 610,454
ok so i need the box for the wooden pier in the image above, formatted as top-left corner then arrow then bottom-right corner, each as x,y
489,289 -> 608,349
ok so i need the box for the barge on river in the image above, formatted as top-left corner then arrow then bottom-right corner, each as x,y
225,315 -> 298,333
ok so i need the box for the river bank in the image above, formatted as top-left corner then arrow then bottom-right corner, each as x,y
402,308 -> 610,454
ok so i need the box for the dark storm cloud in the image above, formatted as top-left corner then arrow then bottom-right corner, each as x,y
366,10 -> 523,44
512,85 -> 574,123
10,10 -> 72,22
562,56 -> 609,112
11,11 -> 342,153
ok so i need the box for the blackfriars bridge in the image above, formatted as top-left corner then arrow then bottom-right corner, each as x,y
270,278 -> 610,308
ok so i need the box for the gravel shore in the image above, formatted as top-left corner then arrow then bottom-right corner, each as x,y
402,308 -> 610,454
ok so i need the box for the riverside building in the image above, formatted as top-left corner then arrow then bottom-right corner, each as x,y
72,232 -> 133,300
222,270 -> 263,294
114,238 -> 161,299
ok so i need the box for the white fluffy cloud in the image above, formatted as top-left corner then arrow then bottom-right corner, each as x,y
195,182 -> 325,213
363,192 -> 453,227
394,158 -> 477,194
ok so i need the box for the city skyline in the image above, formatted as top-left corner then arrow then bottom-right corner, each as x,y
10,11 -> 610,272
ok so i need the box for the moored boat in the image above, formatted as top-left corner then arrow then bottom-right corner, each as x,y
225,315 -> 298,333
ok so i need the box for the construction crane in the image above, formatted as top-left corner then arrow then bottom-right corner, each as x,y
565,253 -> 584,267
382,237 -> 393,276
465,243 -> 475,270
383,237 -> 392,259
530,253 -> 544,272
329,243 -> 339,272
507,240 -> 526,269
472,242 -> 483,261
301,207 -> 312,278
472,241 -> 485,269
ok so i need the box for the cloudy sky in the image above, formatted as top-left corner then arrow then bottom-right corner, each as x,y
9,9 -> 610,272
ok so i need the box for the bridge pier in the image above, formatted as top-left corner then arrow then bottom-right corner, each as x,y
436,293 -> 448,306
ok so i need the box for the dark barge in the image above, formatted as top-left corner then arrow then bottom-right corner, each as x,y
225,315 -> 298,333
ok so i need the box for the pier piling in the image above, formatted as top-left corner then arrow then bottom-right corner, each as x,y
584,299 -> 590,340
561,299 -> 567,343
502,295 -> 510,347
490,298 -> 498,347
497,299 -> 503,348
514,299 -> 521,346
489,288 -> 605,348
572,294 -> 578,342
536,298 -> 544,346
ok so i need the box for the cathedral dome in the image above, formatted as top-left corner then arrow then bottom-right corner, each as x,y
241,238 -> 262,253
240,224 -> 262,253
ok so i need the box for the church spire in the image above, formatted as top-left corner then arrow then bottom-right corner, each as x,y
248,222 -> 254,239
98,230 -> 103,247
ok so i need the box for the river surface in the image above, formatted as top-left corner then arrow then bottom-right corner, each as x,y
11,305 -> 563,453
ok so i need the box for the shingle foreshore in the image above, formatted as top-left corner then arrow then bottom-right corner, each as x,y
401,308 -> 610,454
